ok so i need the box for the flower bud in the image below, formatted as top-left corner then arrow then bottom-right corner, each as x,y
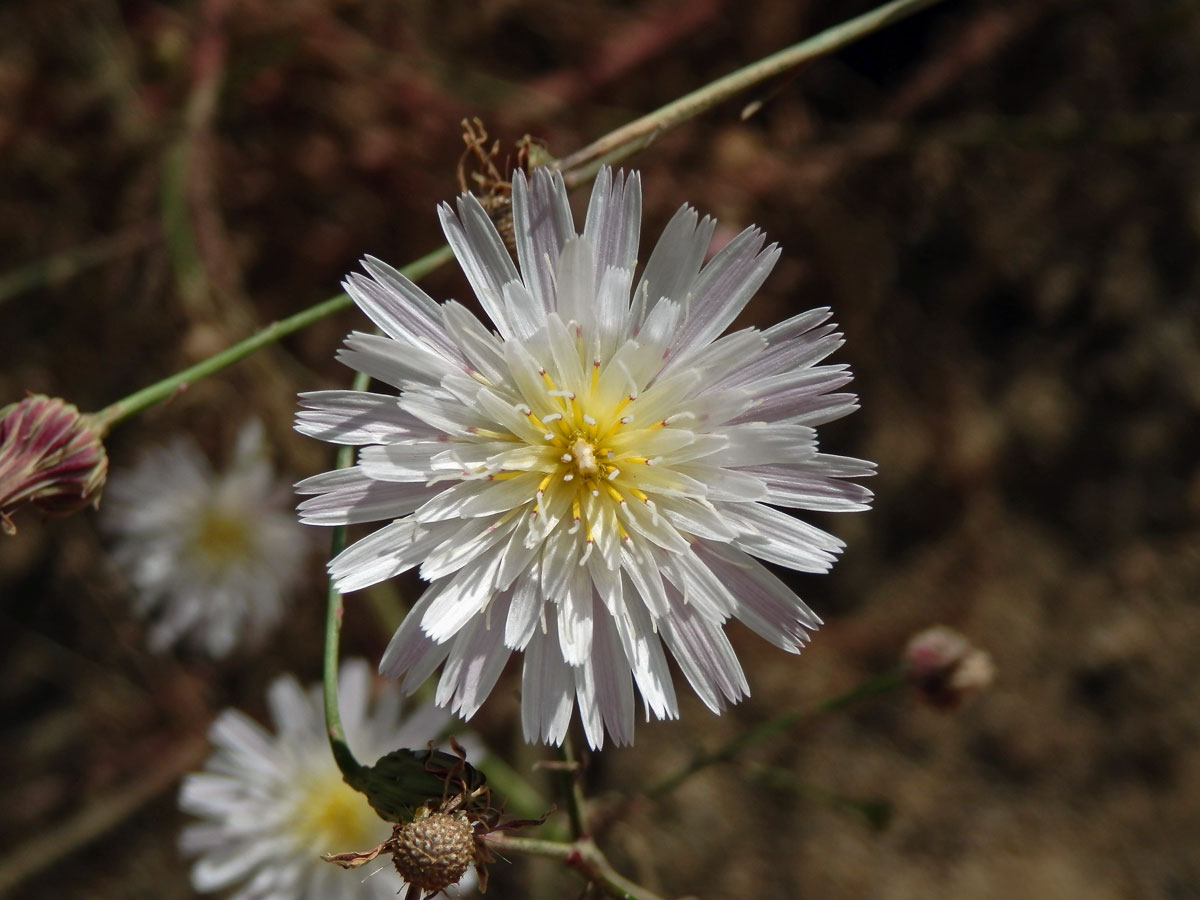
903,625 -> 995,709
0,394 -> 108,535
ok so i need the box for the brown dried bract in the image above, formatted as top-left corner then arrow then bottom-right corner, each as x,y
457,118 -> 550,253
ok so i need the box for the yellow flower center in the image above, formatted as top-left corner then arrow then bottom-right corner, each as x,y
192,511 -> 253,564
289,767 -> 387,854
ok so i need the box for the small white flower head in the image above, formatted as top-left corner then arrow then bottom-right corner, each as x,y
102,419 -> 308,657
179,659 -> 477,900
297,167 -> 875,748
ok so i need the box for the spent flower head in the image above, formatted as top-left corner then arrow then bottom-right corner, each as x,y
180,659 -> 477,900
102,419 -> 308,657
0,394 -> 108,535
297,167 -> 874,747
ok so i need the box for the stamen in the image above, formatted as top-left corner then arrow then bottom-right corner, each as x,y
562,473 -> 574,481
607,468 -> 620,480
542,412 -> 563,423
582,414 -> 597,426
560,453 -> 573,463
616,359 -> 638,399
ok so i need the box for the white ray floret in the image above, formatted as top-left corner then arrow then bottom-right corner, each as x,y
297,167 -> 874,748
179,660 -> 477,900
103,420 -> 309,658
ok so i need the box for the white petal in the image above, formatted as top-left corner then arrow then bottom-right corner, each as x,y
378,590 -> 452,690
436,591 -> 514,719
359,442 -> 444,482
512,168 -> 575,313
345,261 -> 464,364
745,458 -> 876,512
659,587 -> 749,713
556,562 -> 594,666
297,468 -> 439,525
521,619 -> 575,745
722,502 -> 844,573
634,204 -> 715,332
504,562 -> 544,651
420,513 -> 520,581
295,391 -> 438,445
438,195 -> 521,339
329,518 -> 447,592
575,603 -> 635,749
420,551 -> 505,643
456,472 -> 541,517
337,331 -> 456,389
693,540 -> 820,652
582,167 -> 641,278
664,228 -> 779,368
553,237 -> 597,336
611,571 -> 678,720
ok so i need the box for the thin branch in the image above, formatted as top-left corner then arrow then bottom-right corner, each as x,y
553,0 -> 950,185
484,833 -> 669,900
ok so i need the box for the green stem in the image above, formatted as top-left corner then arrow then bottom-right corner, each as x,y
89,244 -> 454,434
323,371 -> 375,783
560,732 -> 589,839
553,0 -> 948,185
483,834 -> 667,900
648,668 -> 906,798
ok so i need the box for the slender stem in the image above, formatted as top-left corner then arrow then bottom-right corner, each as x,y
322,372 -> 374,782
648,668 -> 906,798
553,0 -> 948,185
484,834 -> 668,900
559,733 -> 589,839
89,244 -> 454,434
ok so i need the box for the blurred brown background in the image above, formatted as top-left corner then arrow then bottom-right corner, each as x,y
2,0 -> 1198,897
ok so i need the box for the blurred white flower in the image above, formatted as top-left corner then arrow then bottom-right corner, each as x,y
179,659 -> 476,900
103,419 -> 307,657
297,167 -> 874,748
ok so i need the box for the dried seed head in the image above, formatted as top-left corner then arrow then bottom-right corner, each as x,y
0,394 -> 108,535
903,625 -> 995,709
390,810 -> 475,895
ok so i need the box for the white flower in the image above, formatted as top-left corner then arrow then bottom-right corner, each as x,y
179,659 -> 476,900
296,167 -> 874,748
102,419 -> 308,657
